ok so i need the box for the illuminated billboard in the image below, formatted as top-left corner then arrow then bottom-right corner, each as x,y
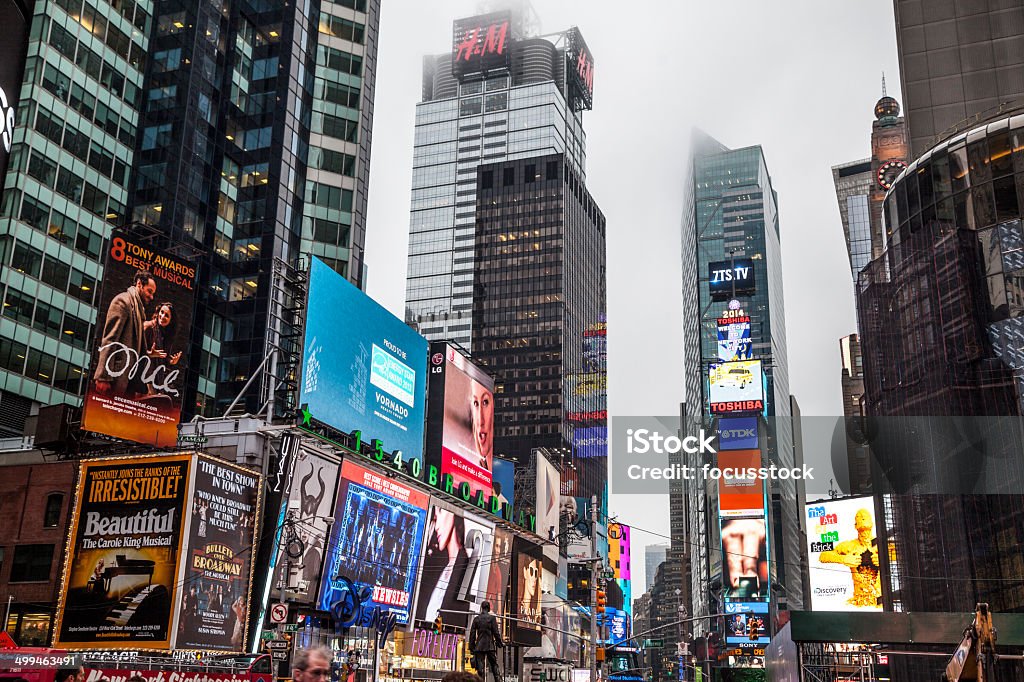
805,496 -> 882,611
413,499 -> 494,629
536,452 -> 560,545
55,455 -> 192,650
492,457 -> 514,507
721,517 -> 769,602
0,0 -> 29,188
717,306 -> 752,362
573,426 -> 607,459
300,257 -> 428,469
709,258 -> 756,300
564,371 -> 606,415
319,459 -> 429,624
82,231 -> 197,447
178,457 -> 261,651
511,535 -> 544,646
725,601 -> 770,646
451,12 -> 511,81
425,342 -> 496,504
717,450 -> 765,518
709,360 -> 765,415
566,27 -> 594,110
718,417 -> 758,450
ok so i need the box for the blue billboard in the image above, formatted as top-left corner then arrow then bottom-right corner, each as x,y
493,457 -> 515,506
718,417 -> 758,450
725,601 -> 770,646
573,426 -> 608,458
300,258 -> 428,466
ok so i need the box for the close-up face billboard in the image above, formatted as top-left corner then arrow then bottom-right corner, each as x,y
319,459 -> 429,624
511,536 -> 544,646
805,496 -> 883,611
721,516 -> 769,602
82,231 -> 197,447
300,258 -> 428,469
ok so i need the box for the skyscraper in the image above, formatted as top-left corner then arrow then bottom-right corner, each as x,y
644,543 -> 669,592
404,8 -> 591,348
838,333 -> 870,495
0,0 -> 153,434
893,1 -> 1024,157
128,0 -> 380,418
678,130 -> 802,645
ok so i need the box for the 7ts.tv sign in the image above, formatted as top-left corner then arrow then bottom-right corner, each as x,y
709,258 -> 756,301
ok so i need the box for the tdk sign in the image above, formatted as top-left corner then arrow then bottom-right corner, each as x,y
718,417 -> 758,450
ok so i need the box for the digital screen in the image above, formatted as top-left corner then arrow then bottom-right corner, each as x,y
492,458 -> 514,508
564,371 -> 607,415
717,314 -> 752,361
483,527 -> 514,638
426,342 -> 496,503
451,11 -> 512,81
573,426 -> 607,459
708,258 -> 756,300
721,517 -> 769,602
511,536 -> 544,646
0,0 -> 29,187
55,455 -> 192,650
566,27 -> 595,109
300,258 -> 428,468
718,417 -> 758,450
319,459 -> 429,624
805,496 -> 882,611
717,450 -> 765,518
413,500 -> 494,629
82,231 -> 197,447
708,360 -> 765,415
724,601 -> 770,645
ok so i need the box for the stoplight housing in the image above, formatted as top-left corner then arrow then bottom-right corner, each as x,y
596,647 -> 605,662
433,615 -> 443,634
596,589 -> 607,614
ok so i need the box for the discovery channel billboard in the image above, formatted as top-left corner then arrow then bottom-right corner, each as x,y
413,499 -> 494,629
708,258 -> 756,300
451,11 -> 511,81
708,360 -> 765,415
55,455 -> 192,649
426,342 -> 496,505
82,231 -> 197,447
300,257 -> 428,469
177,457 -> 261,651
319,459 -> 429,624
805,496 -> 882,611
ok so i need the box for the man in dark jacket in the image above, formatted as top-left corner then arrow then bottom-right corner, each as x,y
469,601 -> 503,682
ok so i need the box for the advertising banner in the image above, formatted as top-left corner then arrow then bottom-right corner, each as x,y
426,342 -> 496,505
300,258 -> 428,470
717,315 -> 752,362
511,536 -> 544,646
708,360 -> 765,415
177,457 -> 261,651
724,602 -> 770,646
708,258 -> 756,300
492,458 -> 514,508
720,517 -> 769,602
319,459 -> 429,624
717,451 -> 765,518
484,527 -> 514,637
572,426 -> 607,459
564,372 -> 607,416
0,0 -> 30,188
413,499 -> 494,629
565,27 -> 595,110
717,417 -> 758,450
805,496 -> 882,611
535,452 -> 560,546
451,11 -> 512,81
82,232 -> 197,447
55,455 -> 192,649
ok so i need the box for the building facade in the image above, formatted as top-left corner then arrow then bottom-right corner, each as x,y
644,542 -> 669,593
893,0 -> 1024,157
839,333 -> 870,495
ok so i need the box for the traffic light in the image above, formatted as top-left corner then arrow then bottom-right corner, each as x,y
596,647 -> 606,662
596,589 -> 607,614
432,615 -> 443,634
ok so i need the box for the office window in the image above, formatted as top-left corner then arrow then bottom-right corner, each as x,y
11,242 -> 43,278
44,494 -> 63,528
9,545 -> 54,582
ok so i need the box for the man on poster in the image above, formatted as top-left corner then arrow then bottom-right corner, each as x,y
93,270 -> 157,396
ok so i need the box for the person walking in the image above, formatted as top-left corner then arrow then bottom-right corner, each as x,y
469,600 -> 503,682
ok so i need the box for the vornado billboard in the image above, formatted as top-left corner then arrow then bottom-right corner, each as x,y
805,496 -> 883,611
82,231 -> 197,447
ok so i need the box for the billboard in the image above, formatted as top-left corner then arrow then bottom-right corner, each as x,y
564,372 -> 606,416
709,360 -> 765,415
426,342 -> 496,504
709,259 -> 756,300
492,458 -> 514,507
177,457 -> 261,651
413,499 -> 494,629
300,258 -> 428,470
721,517 -> 769,602
451,11 -> 511,81
0,0 -> 29,187
724,602 -> 770,646
565,27 -> 594,110
573,426 -> 607,459
483,527 -> 514,638
319,459 -> 429,624
82,231 -> 197,447
805,496 -> 882,611
536,452 -> 560,544
718,417 -> 758,450
511,536 -> 544,646
717,451 -> 765,518
717,308 -> 752,362
55,455 -> 192,649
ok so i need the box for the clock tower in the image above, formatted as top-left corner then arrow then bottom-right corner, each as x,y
868,80 -> 908,260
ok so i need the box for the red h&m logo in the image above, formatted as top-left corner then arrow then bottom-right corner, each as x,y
576,49 -> 594,94
455,21 -> 509,62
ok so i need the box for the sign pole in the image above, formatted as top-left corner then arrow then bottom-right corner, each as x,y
589,495 -> 598,682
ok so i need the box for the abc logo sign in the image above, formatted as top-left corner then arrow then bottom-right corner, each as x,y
0,86 -> 14,153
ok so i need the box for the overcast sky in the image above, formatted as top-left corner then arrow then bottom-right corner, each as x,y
361,0 -> 902,593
